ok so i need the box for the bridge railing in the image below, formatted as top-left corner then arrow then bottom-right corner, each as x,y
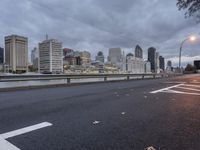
0,73 -> 181,83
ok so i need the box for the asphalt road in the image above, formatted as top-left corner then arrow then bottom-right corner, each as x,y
0,74 -> 200,150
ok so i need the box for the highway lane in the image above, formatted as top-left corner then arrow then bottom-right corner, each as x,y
0,74 -> 199,150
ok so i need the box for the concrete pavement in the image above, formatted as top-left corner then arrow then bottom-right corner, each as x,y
0,74 -> 200,150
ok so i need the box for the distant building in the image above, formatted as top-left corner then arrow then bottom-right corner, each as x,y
91,61 -> 104,73
39,39 -> 63,74
166,60 -> 173,72
126,53 -> 145,74
95,51 -> 105,63
108,48 -> 123,64
155,52 -> 160,73
148,47 -> 156,72
167,60 -> 172,67
194,60 -> 200,70
0,47 -> 4,64
145,61 -> 151,73
80,51 -> 91,66
5,35 -> 28,73
159,56 -> 165,71
33,58 -> 39,70
31,47 -> 38,64
135,45 -> 143,59
63,48 -> 76,66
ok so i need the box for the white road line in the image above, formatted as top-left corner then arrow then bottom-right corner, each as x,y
0,137 -> 20,150
0,122 -> 52,150
150,84 -> 184,94
183,84 -> 200,88
176,87 -> 200,92
1,122 -> 52,139
163,90 -> 200,96
162,82 -> 186,84
190,81 -> 200,84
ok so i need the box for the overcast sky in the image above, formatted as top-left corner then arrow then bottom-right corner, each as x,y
0,0 -> 200,66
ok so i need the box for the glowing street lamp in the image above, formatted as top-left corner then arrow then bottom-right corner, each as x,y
179,35 -> 197,69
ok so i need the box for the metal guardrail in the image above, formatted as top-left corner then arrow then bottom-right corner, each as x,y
0,73 -> 181,83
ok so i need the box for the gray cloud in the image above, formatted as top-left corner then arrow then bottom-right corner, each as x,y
0,0 -> 200,66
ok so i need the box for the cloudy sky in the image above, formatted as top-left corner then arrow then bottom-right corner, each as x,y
0,0 -> 200,66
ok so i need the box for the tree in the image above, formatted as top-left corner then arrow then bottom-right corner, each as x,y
177,0 -> 200,20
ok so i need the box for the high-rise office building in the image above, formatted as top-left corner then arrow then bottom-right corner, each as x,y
95,51 -> 105,63
108,48 -> 122,64
39,39 -> 63,74
155,52 -> 160,73
194,60 -> 200,70
148,47 -> 156,72
159,56 -> 165,71
5,35 -> 28,73
31,47 -> 38,64
135,45 -> 143,59
167,60 -> 172,67
0,47 -> 4,64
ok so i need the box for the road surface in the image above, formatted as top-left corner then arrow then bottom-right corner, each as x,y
0,74 -> 200,150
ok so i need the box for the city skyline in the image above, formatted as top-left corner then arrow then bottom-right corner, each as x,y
0,0 -> 200,67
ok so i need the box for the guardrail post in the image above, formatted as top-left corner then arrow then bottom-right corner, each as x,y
127,76 -> 130,80
104,76 -> 107,81
67,78 -> 71,84
142,75 -> 145,79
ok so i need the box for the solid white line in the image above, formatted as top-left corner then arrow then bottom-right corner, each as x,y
0,136 -> 20,150
176,87 -> 200,92
0,122 -> 52,139
150,84 -> 184,94
183,84 -> 200,88
163,90 -> 200,96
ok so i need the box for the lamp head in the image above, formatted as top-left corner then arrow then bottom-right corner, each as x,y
189,36 -> 196,42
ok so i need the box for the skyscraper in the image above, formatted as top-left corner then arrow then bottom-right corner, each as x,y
108,48 -> 122,64
31,47 -> 38,64
95,51 -> 105,63
167,60 -> 172,67
5,35 -> 28,73
159,56 -> 165,71
148,47 -> 156,72
39,39 -> 63,74
156,52 -> 160,73
0,47 -> 4,64
135,45 -> 143,59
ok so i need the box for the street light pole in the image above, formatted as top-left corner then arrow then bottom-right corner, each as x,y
179,38 -> 188,69
179,36 -> 196,70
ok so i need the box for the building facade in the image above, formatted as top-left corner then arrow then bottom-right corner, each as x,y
145,61 -> 151,73
31,47 -> 38,64
166,60 -> 173,72
108,48 -> 123,65
39,39 -> 63,74
80,51 -> 91,66
155,52 -> 160,73
159,56 -> 165,71
126,53 -> 145,74
148,47 -> 156,73
0,47 -> 4,64
135,45 -> 143,59
194,60 -> 200,70
95,51 -> 105,63
5,35 -> 28,73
